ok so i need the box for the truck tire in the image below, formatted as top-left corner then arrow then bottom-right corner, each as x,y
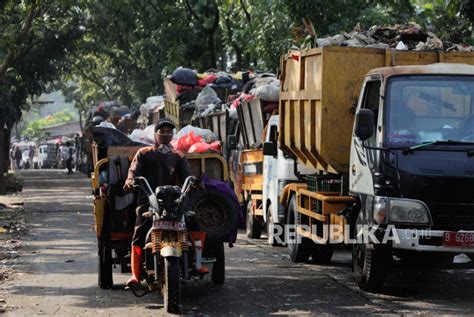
163,257 -> 181,314
210,241 -> 225,284
286,196 -> 311,263
246,200 -> 262,239
98,242 -> 113,289
266,203 -> 283,246
311,244 -> 333,264
182,188 -> 238,243
352,211 -> 389,292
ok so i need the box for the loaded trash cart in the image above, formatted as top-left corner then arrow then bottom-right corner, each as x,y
91,144 -> 239,289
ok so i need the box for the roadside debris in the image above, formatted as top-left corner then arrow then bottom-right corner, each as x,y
0,203 -> 27,287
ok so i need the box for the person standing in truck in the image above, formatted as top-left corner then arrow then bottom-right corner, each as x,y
123,118 -> 201,288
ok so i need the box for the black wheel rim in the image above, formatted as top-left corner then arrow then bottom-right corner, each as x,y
197,200 -> 228,232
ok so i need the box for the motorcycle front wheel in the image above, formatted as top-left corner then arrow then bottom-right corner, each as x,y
163,257 -> 181,314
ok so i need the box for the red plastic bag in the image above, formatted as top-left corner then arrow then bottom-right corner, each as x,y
176,84 -> 194,94
188,141 -> 221,153
197,74 -> 217,87
171,131 -> 202,153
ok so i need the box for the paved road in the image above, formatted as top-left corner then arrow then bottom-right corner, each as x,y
2,170 -> 474,316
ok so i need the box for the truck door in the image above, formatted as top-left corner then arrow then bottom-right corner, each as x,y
263,122 -> 279,222
350,77 -> 382,195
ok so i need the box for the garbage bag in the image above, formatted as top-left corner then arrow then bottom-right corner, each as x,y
129,125 -> 155,145
169,67 -> 198,86
175,125 -> 217,143
92,126 -> 147,147
195,86 -> 221,112
197,74 -> 217,87
255,84 -> 279,102
188,141 -> 221,153
177,86 -> 202,104
171,131 -> 202,153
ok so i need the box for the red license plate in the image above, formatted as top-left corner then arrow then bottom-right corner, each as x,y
153,220 -> 186,231
443,232 -> 474,248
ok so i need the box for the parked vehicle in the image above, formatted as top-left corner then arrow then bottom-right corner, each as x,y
276,46 -> 474,292
37,143 -> 58,169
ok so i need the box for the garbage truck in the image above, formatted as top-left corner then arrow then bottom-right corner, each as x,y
271,46 -> 474,292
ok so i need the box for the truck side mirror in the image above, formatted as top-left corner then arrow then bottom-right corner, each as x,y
263,141 -> 277,157
227,135 -> 238,150
354,109 -> 374,141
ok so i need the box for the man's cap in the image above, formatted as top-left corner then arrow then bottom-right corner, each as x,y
155,118 -> 176,132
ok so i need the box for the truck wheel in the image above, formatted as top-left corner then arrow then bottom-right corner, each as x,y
266,203 -> 283,246
163,257 -> 181,314
311,244 -> 333,264
211,242 -> 225,284
286,196 -> 311,262
352,211 -> 389,292
246,200 -> 262,239
98,242 -> 113,289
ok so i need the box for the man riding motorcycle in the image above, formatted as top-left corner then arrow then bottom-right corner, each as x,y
123,118 -> 207,288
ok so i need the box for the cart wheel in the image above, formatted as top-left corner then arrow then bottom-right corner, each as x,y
98,243 -> 113,289
211,242 -> 225,284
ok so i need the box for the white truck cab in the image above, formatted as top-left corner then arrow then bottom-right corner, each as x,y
262,115 -> 313,245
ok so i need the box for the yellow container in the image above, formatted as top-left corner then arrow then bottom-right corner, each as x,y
279,46 -> 474,174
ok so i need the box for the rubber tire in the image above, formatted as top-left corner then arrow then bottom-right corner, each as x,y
311,244 -> 334,264
181,188 -> 238,243
211,242 -> 225,284
352,211 -> 389,292
266,203 -> 283,246
286,196 -> 312,263
98,243 -> 113,289
163,257 -> 181,314
246,200 -> 262,239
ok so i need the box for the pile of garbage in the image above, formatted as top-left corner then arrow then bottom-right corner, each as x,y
137,96 -> 164,129
86,100 -> 140,134
315,23 -> 474,52
167,67 -> 246,117
171,125 -> 221,154
230,72 -> 280,116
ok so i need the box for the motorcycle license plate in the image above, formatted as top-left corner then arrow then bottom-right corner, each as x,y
443,232 -> 474,248
153,220 -> 186,231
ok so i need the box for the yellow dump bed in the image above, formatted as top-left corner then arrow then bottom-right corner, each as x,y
279,46 -> 474,174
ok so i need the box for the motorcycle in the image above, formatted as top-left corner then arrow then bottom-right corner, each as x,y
133,176 -> 225,314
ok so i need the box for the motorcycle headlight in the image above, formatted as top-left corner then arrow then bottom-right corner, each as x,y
388,198 -> 431,225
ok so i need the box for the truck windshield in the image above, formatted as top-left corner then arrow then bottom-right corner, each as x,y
385,75 -> 474,147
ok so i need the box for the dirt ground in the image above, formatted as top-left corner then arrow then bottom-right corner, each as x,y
1,170 -> 474,316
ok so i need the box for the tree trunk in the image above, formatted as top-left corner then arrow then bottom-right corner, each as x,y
208,34 -> 216,69
4,127 -> 11,173
0,123 -> 7,195
78,109 -> 83,133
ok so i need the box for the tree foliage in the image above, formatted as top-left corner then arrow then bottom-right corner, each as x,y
23,110 -> 74,140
